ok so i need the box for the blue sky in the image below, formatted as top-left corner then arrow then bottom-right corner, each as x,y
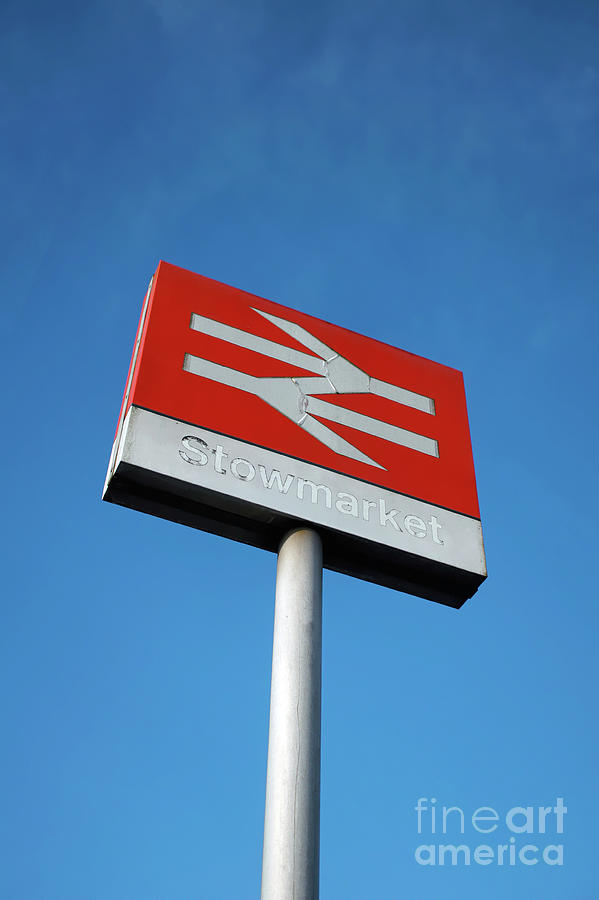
2,1 -> 598,897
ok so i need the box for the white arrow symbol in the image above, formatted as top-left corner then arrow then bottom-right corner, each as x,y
183,307 -> 438,470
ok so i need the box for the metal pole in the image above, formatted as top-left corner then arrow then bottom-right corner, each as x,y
261,527 -> 323,900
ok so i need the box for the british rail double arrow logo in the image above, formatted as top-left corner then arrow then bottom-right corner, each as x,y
183,308 -> 438,471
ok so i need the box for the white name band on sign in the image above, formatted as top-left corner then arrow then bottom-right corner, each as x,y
111,406 -> 485,605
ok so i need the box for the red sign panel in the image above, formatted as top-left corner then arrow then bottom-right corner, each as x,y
122,261 -> 479,520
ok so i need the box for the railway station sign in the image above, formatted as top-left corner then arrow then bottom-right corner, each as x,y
103,261 -> 486,606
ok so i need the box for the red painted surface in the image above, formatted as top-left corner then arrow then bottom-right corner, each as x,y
120,261 -> 481,518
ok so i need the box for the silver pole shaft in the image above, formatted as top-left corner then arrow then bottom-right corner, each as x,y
261,528 -> 323,900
